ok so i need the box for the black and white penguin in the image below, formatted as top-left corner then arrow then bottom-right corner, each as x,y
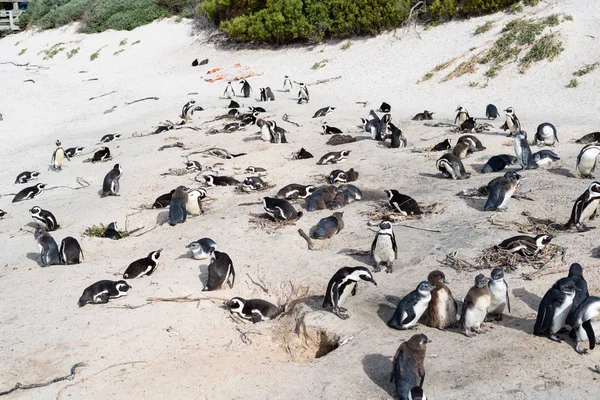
29,206 -> 59,231
228,100 -> 240,108
169,186 -> 189,226
311,212 -> 344,239
64,146 -> 84,158
185,160 -> 202,172
51,140 -> 69,170
565,181 -> 600,230
239,79 -> 252,98
514,130 -> 538,170
123,249 -> 162,279
576,144 -> 600,178
485,104 -> 499,120
317,150 -> 351,165
535,123 -> 559,146
0,210 -> 6,219
576,132 -> 600,145
565,263 -> 589,333
13,183 -> 45,203
322,266 -> 377,320
297,83 -> 309,104
374,114 -> 391,141
242,176 -> 266,191
34,227 -> 62,266
454,106 -> 470,125
436,153 -> 470,180
180,100 -> 196,119
102,221 -> 122,240
153,189 -> 175,208
224,297 -> 282,323
460,274 -> 491,337
501,107 -> 521,136
483,170 -> 521,211
481,154 -> 518,173
313,106 -> 335,118
389,122 -> 407,148
361,110 -> 380,139
15,171 -> 40,184
568,295 -> 600,354
458,135 -> 486,151
259,88 -> 266,102
204,175 -> 240,187
378,102 -> 391,113
78,280 -> 131,307
100,133 -> 121,143
276,184 -> 316,200
322,125 -> 343,135
412,110 -> 434,121
60,237 -> 84,265
385,189 -> 422,215
283,75 -> 293,92
328,184 -> 362,209
186,189 -> 204,216
487,268 -> 510,321
92,147 -> 111,162
534,277 -> 578,342
101,164 -> 123,197
223,81 -> 235,98
262,197 -> 303,221
296,148 -> 314,160
388,281 -> 435,330
245,166 -> 267,175
186,238 -> 217,260
532,149 -> 560,167
496,234 -> 554,257
460,117 -> 477,132
391,334 -> 428,400
431,139 -> 451,151
203,251 -> 235,291
425,270 -> 458,330
371,221 -> 397,273
329,170 -> 347,184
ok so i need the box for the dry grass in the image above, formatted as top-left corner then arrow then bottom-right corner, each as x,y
249,214 -> 297,231
487,213 -> 567,235
360,201 -> 441,223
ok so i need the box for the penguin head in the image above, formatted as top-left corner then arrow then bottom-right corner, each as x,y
305,185 -> 316,195
285,75 -> 289,78
107,221 -> 118,230
384,189 -> 396,200
504,171 -> 521,181
36,183 -> 46,190
204,175 -> 215,185
504,107 -> 514,114
0,210 -> 6,218
55,140 -> 61,147
115,134 -> 121,139
116,280 -> 132,292
34,226 -> 45,240
354,266 -> 377,286
474,274 -> 488,288
417,281 -> 436,294
588,181 -> 600,196
556,277 -> 578,295
455,106 -> 464,112
490,268 -> 504,281
246,166 -> 255,173
535,234 -> 554,247
406,333 -> 429,350
568,263 -> 583,278
378,220 -> 393,232
150,249 -> 162,261
29,206 -> 41,215
341,150 -> 351,157
114,163 -> 122,173
224,297 -> 245,312
516,130 -> 528,139
427,270 -> 447,285
239,80 -> 246,85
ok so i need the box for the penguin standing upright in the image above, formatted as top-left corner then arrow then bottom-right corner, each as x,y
535,123 -> 559,146
101,164 -> 123,197
454,106 -> 470,125
391,334 -> 428,400
576,144 -> 600,178
203,251 -> 235,291
534,277 -> 578,342
514,131 -> 538,170
568,296 -> 600,354
460,274 -> 491,337
34,227 -> 62,266
224,297 -> 281,323
169,186 -> 189,226
389,122 -> 406,148
283,75 -> 293,92
388,281 -> 435,330
322,266 -> 377,320
29,206 -> 59,231
501,107 -> 521,136
297,83 -> 309,104
565,181 -> 600,230
483,171 -> 521,211
123,249 -> 162,279
223,81 -> 235,98
370,221 -> 397,273
51,140 -> 70,171
425,270 -> 458,330
60,237 -> 84,265
566,263 -> 589,330
78,280 -> 131,307
486,104 -> 499,119
487,268 -> 511,321
240,79 -> 252,98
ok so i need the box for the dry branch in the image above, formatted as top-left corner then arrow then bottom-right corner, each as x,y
124,97 -> 159,105
89,91 -> 117,101
0,362 -> 86,396
298,229 -> 314,250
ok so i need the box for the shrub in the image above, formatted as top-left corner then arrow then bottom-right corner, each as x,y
474,20 -> 493,34
567,78 -> 578,88
427,0 -> 521,21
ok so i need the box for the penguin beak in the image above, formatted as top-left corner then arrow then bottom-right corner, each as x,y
370,279 -> 378,286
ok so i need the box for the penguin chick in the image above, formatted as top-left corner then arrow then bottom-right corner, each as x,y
566,263 -> 590,328
169,186 -> 189,226
460,274 -> 491,337
534,277 -> 578,342
390,334 -> 428,400
203,251 -> 235,291
483,171 -> 521,211
486,268 -> 511,321
224,297 -> 281,323
425,270 -> 458,330
388,281 -> 435,330
34,227 -> 62,266
322,266 -> 377,320
311,212 -> 344,239
78,280 -> 131,307
370,220 -> 397,273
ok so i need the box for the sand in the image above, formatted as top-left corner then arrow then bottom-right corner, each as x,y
1,0 -> 600,398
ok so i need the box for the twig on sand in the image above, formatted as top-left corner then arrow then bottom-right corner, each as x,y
238,201 -> 262,206
343,249 -> 370,256
23,79 -> 35,83
107,304 -> 149,310
147,295 -> 229,303
0,362 -> 86,397
158,142 -> 185,151
89,91 -> 117,101
46,177 -> 91,191
400,1 -> 424,39
132,225 -> 157,237
0,61 -> 48,70
521,253 -> 563,280
246,273 -> 269,294
298,229 -> 314,251
124,97 -> 159,105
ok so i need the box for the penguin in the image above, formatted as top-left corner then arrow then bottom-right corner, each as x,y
169,186 -> 189,226
13,183 -> 45,203
101,164 -> 123,197
203,175 -> 240,187
425,270 -> 458,330
329,170 -> 347,184
223,81 -> 235,98
102,221 -> 122,240
378,102 -> 391,113
390,334 -> 428,400
180,100 -> 197,119
191,59 -> 199,67
328,184 -> 362,209
436,153 -> 470,180
385,190 -> 422,215
123,249 -> 162,279
153,189 -> 175,208
185,160 -> 202,172
186,189 -> 204,216
15,171 -> 40,184
534,277 -> 578,342
485,104 -> 499,120
277,184 -> 316,200
576,144 -> 600,178
460,117 -> 476,132
259,88 -> 267,102
412,110 -> 434,121
203,251 -> 235,291
51,140 -> 69,170
248,106 -> 266,114
78,280 -> 131,307
481,155 -> 518,173
452,141 -> 471,159
64,147 -> 84,158
322,125 -> 343,135
487,268 -> 511,321
265,87 -> 275,101
496,234 -> 554,257
245,166 -> 267,175
296,148 -> 314,160
224,297 -> 282,323
0,210 -> 6,219
92,147 -> 111,162
262,197 -> 303,221
388,281 -> 436,330
100,133 -> 121,143
532,149 -> 560,167
568,295 -> 600,354
370,220 -> 397,273
297,84 -> 310,104
514,130 -> 538,170
327,135 -> 356,146
460,274 -> 491,337
565,181 -> 600,230
34,227 -> 62,266
500,107 -> 521,136
483,170 -> 521,211
344,168 -> 359,182
565,263 -> 589,331
431,139 -> 451,152
186,238 -> 217,260
374,114 -> 391,141
283,75 -> 293,92
29,206 -> 59,231
322,266 -> 377,320
311,212 -> 344,239
317,150 -> 351,165
60,236 -> 84,265
389,122 -> 407,148
361,110 -> 380,139
454,106 -> 470,125
242,177 -> 266,191
313,106 -> 335,118
228,100 -> 240,108
306,186 -> 338,211
239,79 -> 252,98
576,132 -> 600,145
458,135 -> 485,151
535,122 -> 559,146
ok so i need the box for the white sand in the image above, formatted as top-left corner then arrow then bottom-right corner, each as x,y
1,0 -> 600,398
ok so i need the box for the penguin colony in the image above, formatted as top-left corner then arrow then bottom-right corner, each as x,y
3,70 -> 600,400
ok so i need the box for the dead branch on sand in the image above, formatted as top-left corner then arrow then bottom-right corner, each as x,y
298,229 -> 314,250
124,97 -> 159,105
0,61 -> 48,70
89,91 -> 117,101
488,213 -> 567,235
158,142 -> 187,151
147,295 -> 229,303
0,362 -> 86,397
361,202 -> 441,224
249,214 -> 296,231
246,272 -> 269,294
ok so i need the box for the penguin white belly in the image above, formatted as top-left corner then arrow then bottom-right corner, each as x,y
578,151 -> 600,175
260,125 -> 271,142
186,200 -> 200,216
192,249 -> 210,260
507,118 -> 515,132
580,199 -> 600,222
535,158 -> 553,167
338,283 -> 356,305
54,151 -> 64,167
113,288 -> 129,299
465,295 -> 491,328
551,295 -> 574,334
33,218 -> 46,227
577,320 -> 600,343
458,114 -> 467,124
441,162 -> 457,179
498,186 -> 516,209
488,282 -> 507,314
374,237 -> 395,263
436,289 -> 449,325
514,141 -> 523,159
541,126 -> 554,143
405,296 -> 430,328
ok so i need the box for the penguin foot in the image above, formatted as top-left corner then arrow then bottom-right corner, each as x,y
385,265 -> 394,273
333,308 -> 349,320
373,265 -> 381,273
575,343 -> 588,355
464,330 -> 475,338
548,334 -> 562,343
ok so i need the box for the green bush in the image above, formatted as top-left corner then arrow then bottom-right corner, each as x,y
427,0 -> 521,20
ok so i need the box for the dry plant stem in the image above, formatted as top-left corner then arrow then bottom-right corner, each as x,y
298,229 -> 314,250
124,97 -> 159,105
147,295 -> 230,303
0,363 -> 86,397
89,91 -> 116,101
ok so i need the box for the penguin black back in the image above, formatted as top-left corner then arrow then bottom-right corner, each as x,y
391,334 -> 428,400
169,186 -> 189,226
60,236 -> 84,265
204,251 -> 235,291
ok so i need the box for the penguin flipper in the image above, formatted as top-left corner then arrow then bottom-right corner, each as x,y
583,319 -> 596,350
484,183 -> 504,211
401,308 -> 416,326
505,283 -> 511,313
392,232 -> 398,257
370,235 -> 377,256
228,262 -> 235,289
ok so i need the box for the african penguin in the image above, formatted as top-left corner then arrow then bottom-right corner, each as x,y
311,212 -> 344,239
485,104 -> 499,120
102,222 -> 122,240
576,144 -> 600,178
153,190 -> 175,208
371,220 -> 397,273
327,184 -> 362,209
296,148 -> 313,160
186,160 -> 202,172
224,297 -> 281,323
327,134 -> 356,146
101,164 -> 123,197
388,281 -> 435,330
204,175 -> 240,187
13,183 -> 45,203
186,189 -> 204,216
322,125 -> 343,135
306,186 -> 337,211
481,155 -> 518,173
534,277 -> 578,342
501,107 -> 521,136
565,181 -> 600,230
483,171 -> 521,211
0,210 -> 6,219
576,132 -> 600,145
514,131 -> 538,170
64,147 -> 84,158
283,75 -> 293,92
276,184 -> 316,200
223,81 -> 235,98
100,133 -> 121,143
391,334 -> 428,400
29,206 -> 59,231
454,106 -> 470,125
378,102 -> 391,113
92,147 -> 111,162
568,295 -> 600,354
228,100 -> 240,108
313,106 -> 335,118
123,249 -> 162,279
436,154 -> 470,180
186,238 -> 217,260
203,251 -> 235,291
297,83 -> 309,104
78,280 -> 131,307
322,266 -> 377,320
425,270 -> 458,330
15,171 -> 40,184
389,122 -> 407,148
487,268 -> 511,321
495,234 -> 554,257
242,177 -> 266,191
245,166 -> 267,175
60,237 -> 84,265
565,263 -> 589,333
535,123 -> 559,146
239,79 -> 252,98
169,186 -> 189,226
262,197 -> 303,221
317,150 -> 351,165
460,274 -> 491,337
412,110 -> 434,121
329,170 -> 347,184
34,227 -> 62,266
431,139 -> 451,152
51,140 -> 69,170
